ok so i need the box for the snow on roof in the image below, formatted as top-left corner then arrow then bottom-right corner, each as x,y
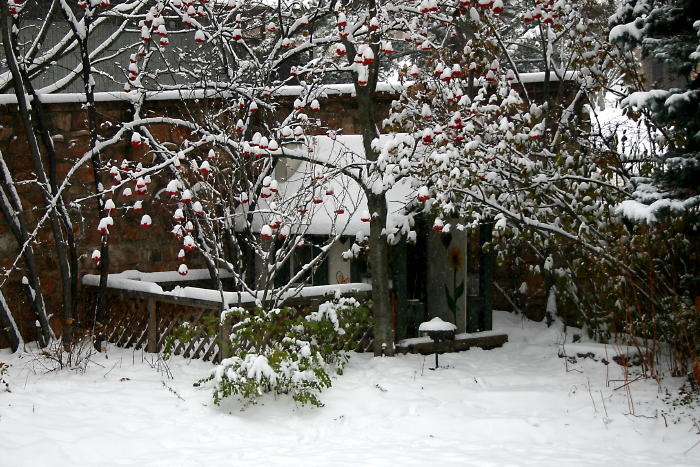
0,83 -> 403,105
249,134 -> 414,236
516,71 -> 578,84
81,268 -> 235,293
0,73 -> 576,105
168,282 -> 372,306
274,82 -> 405,97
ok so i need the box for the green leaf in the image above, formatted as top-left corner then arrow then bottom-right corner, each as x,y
444,284 -> 456,314
454,280 -> 465,300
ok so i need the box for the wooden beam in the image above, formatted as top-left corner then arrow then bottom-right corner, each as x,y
396,333 -> 508,355
146,298 -> 157,353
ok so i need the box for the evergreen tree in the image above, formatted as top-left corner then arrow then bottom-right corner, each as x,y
611,0 -> 700,210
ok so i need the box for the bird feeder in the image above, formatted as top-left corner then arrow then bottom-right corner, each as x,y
418,317 -> 457,369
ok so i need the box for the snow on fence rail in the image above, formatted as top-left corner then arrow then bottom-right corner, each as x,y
82,271 -> 373,361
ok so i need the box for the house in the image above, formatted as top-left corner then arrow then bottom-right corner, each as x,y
0,72 -> 577,348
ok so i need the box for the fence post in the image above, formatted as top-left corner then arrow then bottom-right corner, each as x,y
147,298 -> 157,353
218,314 -> 232,363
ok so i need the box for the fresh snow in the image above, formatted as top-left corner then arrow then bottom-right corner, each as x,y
83,268 -> 235,285
609,22 -> 643,42
615,199 -> 658,223
397,335 -> 434,346
418,317 -> 458,332
621,90 -> 670,109
1,311 -> 697,466
453,329 -> 506,340
615,197 -> 693,224
82,270 -> 371,305
81,273 -> 164,294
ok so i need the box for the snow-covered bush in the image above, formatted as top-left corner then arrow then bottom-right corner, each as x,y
205,297 -> 370,407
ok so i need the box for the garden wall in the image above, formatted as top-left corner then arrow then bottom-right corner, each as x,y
0,89 -> 394,347
0,77 -> 570,347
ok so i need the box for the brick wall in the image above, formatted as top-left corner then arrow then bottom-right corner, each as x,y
0,91 -> 394,347
0,80 -> 564,347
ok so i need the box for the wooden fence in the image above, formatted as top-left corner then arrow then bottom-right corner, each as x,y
82,283 -> 374,362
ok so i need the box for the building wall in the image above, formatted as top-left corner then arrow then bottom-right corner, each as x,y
0,92 -> 393,346
326,241 -> 353,285
425,228 -> 469,333
0,78 -> 567,347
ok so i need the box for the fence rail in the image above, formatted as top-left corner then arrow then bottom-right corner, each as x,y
82,282 -> 373,362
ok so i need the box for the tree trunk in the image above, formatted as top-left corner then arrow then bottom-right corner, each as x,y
21,73 -> 78,347
0,289 -> 22,352
54,5 -> 110,349
368,193 -> 394,356
0,158 -> 53,346
350,1 -> 395,355
1,8 -> 66,346
240,235 -> 257,290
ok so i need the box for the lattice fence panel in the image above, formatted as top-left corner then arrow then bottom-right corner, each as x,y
86,287 -> 375,362
101,294 -> 146,348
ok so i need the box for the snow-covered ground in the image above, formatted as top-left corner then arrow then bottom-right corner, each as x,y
1,311 -> 698,466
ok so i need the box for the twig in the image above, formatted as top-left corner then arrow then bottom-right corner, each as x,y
560,344 -> 582,373
587,378 -> 597,416
86,357 -> 105,369
682,438 -> 700,455
613,374 -> 644,391
626,374 -> 635,415
161,380 -> 185,401
493,282 -> 522,314
625,412 -> 656,419
103,361 -> 118,378
599,390 -> 611,427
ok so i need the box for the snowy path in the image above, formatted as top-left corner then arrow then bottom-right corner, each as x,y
1,311 -> 698,466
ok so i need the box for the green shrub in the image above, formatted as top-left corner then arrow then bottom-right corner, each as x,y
205,296 -> 371,407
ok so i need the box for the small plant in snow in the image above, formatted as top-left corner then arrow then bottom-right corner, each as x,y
0,362 -> 9,392
34,335 -> 97,374
204,297 -> 370,407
